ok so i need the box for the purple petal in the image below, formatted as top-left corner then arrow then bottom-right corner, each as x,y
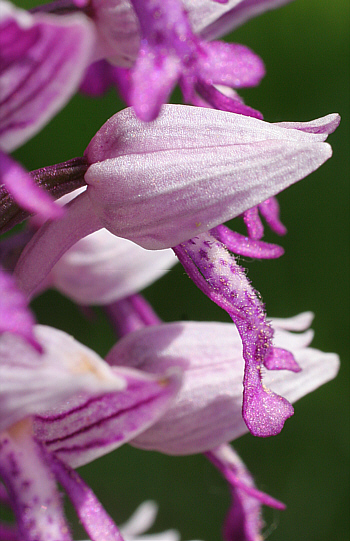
0,424 -> 72,541
127,0 -> 197,120
0,150 -> 63,221
34,366 -> 182,467
130,45 -> 181,121
0,2 -> 94,152
0,266 -> 41,351
264,347 -> 339,406
212,224 -> 284,259
84,105 -> 333,250
111,66 -> 132,104
79,59 -> 115,96
174,232 -> 295,437
206,444 -> 284,541
258,196 -> 287,236
196,40 -> 265,88
0,324 -> 126,433
42,448 -> 124,541
242,206 -> 264,239
105,294 -> 162,338
195,79 -> 263,118
264,347 -> 301,371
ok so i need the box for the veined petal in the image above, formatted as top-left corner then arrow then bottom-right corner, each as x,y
94,318 -> 340,454
85,105 -> 333,249
91,0 -> 140,66
0,325 -> 126,433
274,113 -> 341,138
34,365 -> 182,468
0,266 -> 41,351
185,0 -> 296,40
0,0 -> 95,152
14,105 -> 336,297
51,229 -> 177,305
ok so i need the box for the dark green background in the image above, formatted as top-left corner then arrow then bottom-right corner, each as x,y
12,0 -> 350,539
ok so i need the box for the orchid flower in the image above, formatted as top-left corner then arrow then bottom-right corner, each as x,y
0,0 -> 94,221
13,105 -> 338,283
73,0 -> 267,120
33,304 -> 339,540
0,324 -> 182,541
104,300 -> 341,540
72,0 -> 298,121
11,104 -> 338,435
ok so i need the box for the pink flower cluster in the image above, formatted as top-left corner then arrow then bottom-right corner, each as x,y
0,0 -> 340,540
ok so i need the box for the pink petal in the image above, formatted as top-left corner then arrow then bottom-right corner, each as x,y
85,105 -> 333,249
0,2 -> 94,152
206,444 -> 284,541
43,449 -> 124,541
34,365 -> 182,468
0,324 -> 126,433
114,317 -> 339,453
51,229 -> 177,305
14,190 -> 102,299
174,232 -> 294,437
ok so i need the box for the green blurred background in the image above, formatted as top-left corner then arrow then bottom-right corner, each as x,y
12,0 -> 350,539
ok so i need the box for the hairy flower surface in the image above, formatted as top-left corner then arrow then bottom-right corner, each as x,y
13,105 -> 338,296
11,105 -> 338,436
79,0 -> 296,120
0,325 -> 181,540
33,313 -> 339,463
